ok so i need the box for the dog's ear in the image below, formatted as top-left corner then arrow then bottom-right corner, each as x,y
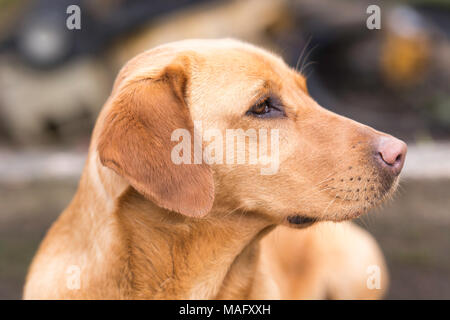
97,60 -> 214,217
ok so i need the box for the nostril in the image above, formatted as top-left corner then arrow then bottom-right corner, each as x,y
378,152 -> 387,165
378,151 -> 397,166
376,136 -> 407,174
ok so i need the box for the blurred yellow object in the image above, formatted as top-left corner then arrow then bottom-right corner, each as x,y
109,0 -> 288,67
381,6 -> 430,86
381,32 -> 430,86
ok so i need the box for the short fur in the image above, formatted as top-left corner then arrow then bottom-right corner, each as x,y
24,39 -> 396,299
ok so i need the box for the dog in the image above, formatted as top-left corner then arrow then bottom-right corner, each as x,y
24,39 -> 406,299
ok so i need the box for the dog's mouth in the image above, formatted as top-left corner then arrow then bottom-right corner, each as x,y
286,215 -> 317,228
314,162 -> 402,220
285,173 -> 400,227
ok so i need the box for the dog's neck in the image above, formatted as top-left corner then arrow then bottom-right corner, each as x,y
79,154 -> 276,299
118,189 -> 275,299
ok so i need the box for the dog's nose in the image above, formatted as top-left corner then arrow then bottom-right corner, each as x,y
375,136 -> 407,175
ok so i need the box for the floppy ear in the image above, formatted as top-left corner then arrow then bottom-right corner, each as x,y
97,62 -> 214,217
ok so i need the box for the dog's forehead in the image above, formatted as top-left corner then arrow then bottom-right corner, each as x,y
129,39 -> 290,78
180,39 -> 307,92
186,40 -> 306,95
189,39 -> 288,73
116,39 -> 306,98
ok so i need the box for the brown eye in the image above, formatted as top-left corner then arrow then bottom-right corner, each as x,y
251,101 -> 270,115
246,97 -> 285,118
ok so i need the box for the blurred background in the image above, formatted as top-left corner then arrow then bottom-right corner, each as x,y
0,0 -> 449,299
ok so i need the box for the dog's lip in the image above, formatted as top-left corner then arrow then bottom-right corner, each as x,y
287,215 -> 317,225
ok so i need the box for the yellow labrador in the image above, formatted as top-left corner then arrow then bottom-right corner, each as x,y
24,39 -> 406,299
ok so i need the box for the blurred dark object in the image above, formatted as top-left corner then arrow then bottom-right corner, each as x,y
2,0 -> 211,69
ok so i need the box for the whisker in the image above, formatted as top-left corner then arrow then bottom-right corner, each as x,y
295,36 -> 312,71
300,43 -> 318,75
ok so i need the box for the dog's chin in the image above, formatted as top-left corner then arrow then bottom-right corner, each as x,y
327,209 -> 365,222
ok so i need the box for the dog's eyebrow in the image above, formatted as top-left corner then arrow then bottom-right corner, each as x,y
247,80 -> 278,104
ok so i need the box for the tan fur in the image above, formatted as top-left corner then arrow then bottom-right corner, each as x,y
24,39 -> 395,300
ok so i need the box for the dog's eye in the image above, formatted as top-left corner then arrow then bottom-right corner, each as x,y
246,98 -> 285,118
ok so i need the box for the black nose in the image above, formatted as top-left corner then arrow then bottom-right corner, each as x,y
375,136 -> 407,176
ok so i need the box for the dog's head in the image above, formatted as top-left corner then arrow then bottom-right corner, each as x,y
96,39 -> 406,227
